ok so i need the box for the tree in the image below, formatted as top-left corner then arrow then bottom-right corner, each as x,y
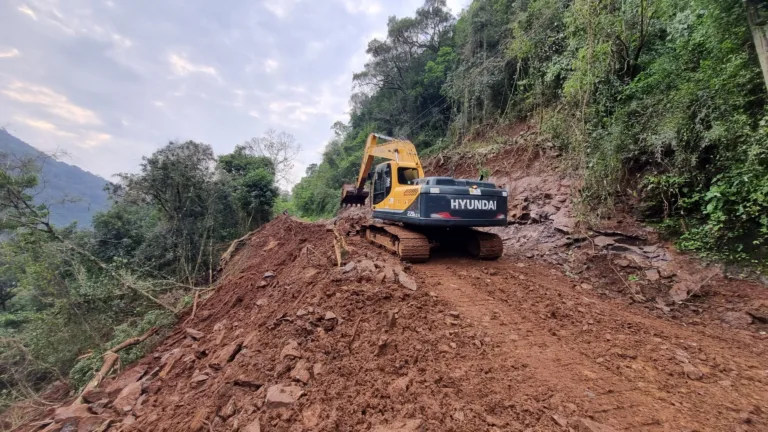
243,130 -> 301,187
746,0 -> 768,90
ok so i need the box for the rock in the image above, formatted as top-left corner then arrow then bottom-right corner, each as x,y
447,311 -> 460,318
358,259 -> 377,274
189,408 -> 209,431
747,310 -> 768,324
580,283 -> 593,290
243,419 -> 261,432
80,388 -> 107,404
592,236 -> 615,247
388,375 -> 411,397
280,340 -> 302,360
265,384 -> 304,408
659,269 -> 675,279
313,363 -> 324,377
185,328 -> 205,340
555,195 -> 568,203
105,365 -> 148,398
208,341 -> 242,369
484,414 -> 505,427
218,397 -> 238,420
397,271 -> 418,291
552,210 -> 576,234
263,271 -> 275,279
721,311 -> 753,327
574,418 -> 617,432
669,282 -> 691,302
296,308 -> 308,317
78,417 -> 110,431
614,259 -> 630,268
53,404 -> 92,422
291,359 -> 311,384
342,262 -> 356,273
113,380 -> 142,413
189,373 -> 209,385
302,405 -> 321,427
683,363 -> 704,380
382,267 -> 397,283
644,269 -> 660,281
324,311 -> 338,321
256,299 -> 267,306
371,419 -> 423,432
552,414 -> 568,427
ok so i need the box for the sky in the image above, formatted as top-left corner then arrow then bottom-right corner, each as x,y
0,0 -> 470,188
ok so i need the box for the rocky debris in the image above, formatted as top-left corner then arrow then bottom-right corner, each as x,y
265,384 -> 304,408
358,259 -> 377,274
185,328 -> 205,340
592,236 -> 615,247
53,404 -> 92,422
208,341 -> 242,369
81,388 -> 107,404
280,340 -> 302,360
371,419 -> 423,432
324,311 -> 338,321
398,271 -> 418,291
721,311 -> 753,327
218,397 -> 238,420
291,359 -> 311,384
645,269 -> 660,281
112,380 -> 143,413
263,271 -> 275,279
683,363 -> 704,380
552,413 -> 568,427
243,419 -> 261,432
342,262 -> 356,273
447,311 -> 460,318
388,375 -> 412,397
189,373 -> 209,385
574,418 -> 617,432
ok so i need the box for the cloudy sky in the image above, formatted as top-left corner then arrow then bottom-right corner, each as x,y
0,0 -> 469,187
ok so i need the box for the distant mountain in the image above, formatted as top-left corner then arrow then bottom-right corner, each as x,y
0,129 -> 111,228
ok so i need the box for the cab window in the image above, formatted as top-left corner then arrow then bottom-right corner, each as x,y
397,167 -> 419,185
372,163 -> 392,205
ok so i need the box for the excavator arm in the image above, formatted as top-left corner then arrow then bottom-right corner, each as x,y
341,133 -> 425,206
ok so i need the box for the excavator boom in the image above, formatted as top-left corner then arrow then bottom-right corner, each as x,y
340,134 -> 424,206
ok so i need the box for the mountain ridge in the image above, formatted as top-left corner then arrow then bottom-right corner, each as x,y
0,129 -> 110,227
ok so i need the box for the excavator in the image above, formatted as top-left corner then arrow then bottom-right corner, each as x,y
341,133 -> 508,262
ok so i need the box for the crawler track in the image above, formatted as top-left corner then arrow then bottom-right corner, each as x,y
466,230 -> 504,260
362,223 -> 431,263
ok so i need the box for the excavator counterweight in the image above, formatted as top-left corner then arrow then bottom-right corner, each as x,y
341,133 -> 507,262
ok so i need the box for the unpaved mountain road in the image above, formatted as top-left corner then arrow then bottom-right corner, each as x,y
412,254 -> 768,431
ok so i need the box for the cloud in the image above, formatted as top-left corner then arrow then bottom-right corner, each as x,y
340,0 -> 383,15
263,0 -> 301,18
13,116 -> 75,138
168,53 -> 220,81
82,132 -> 112,148
17,4 -> 37,20
3,81 -> 101,125
264,59 -> 279,73
0,48 -> 20,58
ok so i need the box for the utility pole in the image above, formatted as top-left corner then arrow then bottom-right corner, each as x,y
746,0 -> 768,91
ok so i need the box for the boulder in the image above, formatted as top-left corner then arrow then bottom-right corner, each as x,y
398,271 -> 418,291
113,380 -> 143,413
265,384 -> 304,408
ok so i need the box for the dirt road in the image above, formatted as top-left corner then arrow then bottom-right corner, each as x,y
414,255 -> 768,430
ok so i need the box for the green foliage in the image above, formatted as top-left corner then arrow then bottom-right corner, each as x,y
295,0 -> 768,268
0,136 -> 281,409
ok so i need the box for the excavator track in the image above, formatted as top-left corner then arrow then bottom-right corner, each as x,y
466,230 -> 504,260
362,223 -> 431,263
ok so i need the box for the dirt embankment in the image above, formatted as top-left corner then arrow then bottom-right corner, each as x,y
17,213 -> 768,432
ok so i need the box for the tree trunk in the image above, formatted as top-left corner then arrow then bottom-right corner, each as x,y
746,0 -> 768,91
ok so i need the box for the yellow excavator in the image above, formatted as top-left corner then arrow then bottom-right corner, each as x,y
341,133 -> 508,262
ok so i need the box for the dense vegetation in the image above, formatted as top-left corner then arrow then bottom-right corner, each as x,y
295,0 -> 768,265
0,135 -> 284,412
0,129 -> 110,228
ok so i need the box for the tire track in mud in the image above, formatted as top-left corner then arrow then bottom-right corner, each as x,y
412,256 -> 768,431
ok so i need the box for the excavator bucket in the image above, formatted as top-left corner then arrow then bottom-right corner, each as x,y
341,184 -> 369,207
